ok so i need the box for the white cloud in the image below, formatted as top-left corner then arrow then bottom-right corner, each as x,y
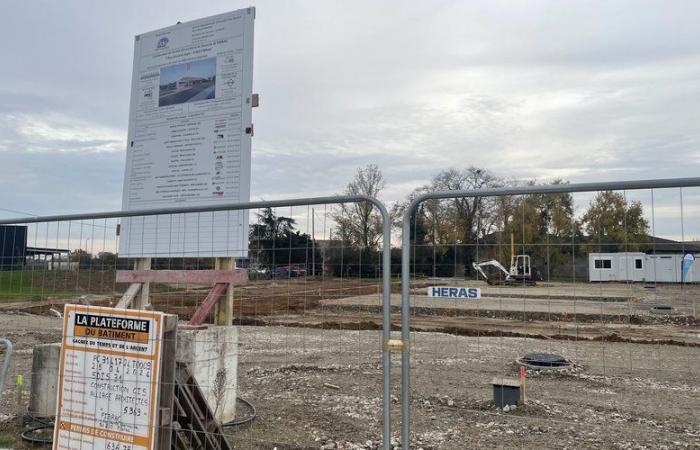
0,112 -> 124,154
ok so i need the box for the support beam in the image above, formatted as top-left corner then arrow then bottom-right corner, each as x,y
181,283 -> 229,328
132,258 -> 151,310
214,258 -> 236,325
115,283 -> 141,309
116,269 -> 246,284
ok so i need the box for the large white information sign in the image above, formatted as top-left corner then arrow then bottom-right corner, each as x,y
53,305 -> 164,450
119,9 -> 255,257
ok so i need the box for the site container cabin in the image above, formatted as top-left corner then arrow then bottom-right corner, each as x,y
589,252 -> 699,283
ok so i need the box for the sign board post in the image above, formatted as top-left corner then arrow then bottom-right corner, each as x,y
53,305 -> 167,450
214,257 -> 236,325
133,257 -> 152,310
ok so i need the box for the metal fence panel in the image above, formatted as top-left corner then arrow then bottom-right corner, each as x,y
400,177 -> 700,449
0,195 -> 393,449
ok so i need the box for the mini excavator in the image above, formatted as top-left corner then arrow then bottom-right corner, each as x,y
472,233 -> 542,285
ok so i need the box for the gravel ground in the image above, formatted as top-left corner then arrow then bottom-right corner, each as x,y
230,326 -> 699,449
0,313 -> 698,449
328,280 -> 700,318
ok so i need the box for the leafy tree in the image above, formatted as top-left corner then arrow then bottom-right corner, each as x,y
70,249 -> 90,262
96,252 -> 118,270
431,167 -> 501,246
249,207 -> 319,270
506,180 -> 577,245
581,191 -> 649,251
70,249 -> 93,269
502,180 -> 580,278
251,207 -> 295,241
397,167 -> 503,242
393,172 -> 584,278
394,167 -> 504,276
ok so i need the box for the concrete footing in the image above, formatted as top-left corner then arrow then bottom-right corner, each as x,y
176,326 -> 239,423
29,343 -> 61,417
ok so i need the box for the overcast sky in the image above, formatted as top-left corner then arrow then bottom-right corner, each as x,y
1,0 -> 699,223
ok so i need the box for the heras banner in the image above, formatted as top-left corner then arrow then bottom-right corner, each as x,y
119,9 -> 255,257
53,305 -> 164,450
427,286 -> 481,299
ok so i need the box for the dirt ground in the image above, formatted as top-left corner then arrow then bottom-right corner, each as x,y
0,279 -> 699,449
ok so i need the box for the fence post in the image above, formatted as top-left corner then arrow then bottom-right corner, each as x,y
0,339 -> 11,403
157,314 -> 178,449
375,200 -> 393,450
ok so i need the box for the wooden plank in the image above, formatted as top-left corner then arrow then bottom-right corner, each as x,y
115,283 -> 141,309
186,283 -> 228,327
116,269 -> 248,285
183,368 -> 229,450
133,258 -> 151,310
176,374 -> 207,448
214,258 -> 236,325
172,363 -> 232,450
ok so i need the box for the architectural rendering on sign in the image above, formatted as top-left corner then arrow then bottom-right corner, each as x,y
158,57 -> 217,107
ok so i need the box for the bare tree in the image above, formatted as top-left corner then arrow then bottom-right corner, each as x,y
333,164 -> 386,249
395,167 -> 503,243
392,167 -> 504,275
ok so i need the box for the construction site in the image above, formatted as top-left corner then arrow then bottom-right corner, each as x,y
2,2 -> 700,450
0,259 -> 698,449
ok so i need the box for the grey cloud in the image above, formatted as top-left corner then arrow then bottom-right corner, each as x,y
0,149 -> 124,217
0,0 -> 699,231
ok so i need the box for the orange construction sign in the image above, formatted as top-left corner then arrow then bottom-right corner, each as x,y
52,305 -> 164,450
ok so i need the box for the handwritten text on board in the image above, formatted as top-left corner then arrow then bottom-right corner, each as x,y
53,305 -> 164,450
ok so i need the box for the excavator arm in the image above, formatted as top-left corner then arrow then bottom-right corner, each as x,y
472,260 -> 511,283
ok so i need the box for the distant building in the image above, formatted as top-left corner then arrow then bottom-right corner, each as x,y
0,225 -> 27,270
177,76 -> 207,88
589,238 -> 700,283
0,225 -> 70,271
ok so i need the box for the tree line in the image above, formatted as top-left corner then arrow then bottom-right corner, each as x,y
246,164 -> 650,278
66,164 -> 651,279
393,167 -> 649,277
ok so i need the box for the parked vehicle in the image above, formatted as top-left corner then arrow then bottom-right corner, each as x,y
272,265 -> 306,278
248,264 -> 271,280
